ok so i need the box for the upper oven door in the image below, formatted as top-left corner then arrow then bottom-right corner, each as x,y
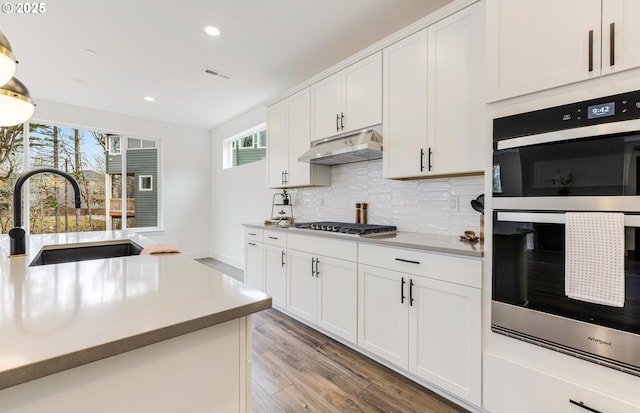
493,131 -> 640,198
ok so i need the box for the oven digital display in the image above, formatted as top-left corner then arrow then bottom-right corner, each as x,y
588,101 -> 615,119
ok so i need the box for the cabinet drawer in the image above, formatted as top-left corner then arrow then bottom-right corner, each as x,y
484,352 -> 640,413
264,230 -> 286,248
244,227 -> 264,242
287,233 -> 357,262
358,243 -> 481,288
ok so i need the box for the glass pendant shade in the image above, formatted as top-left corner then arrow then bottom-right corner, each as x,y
0,77 -> 35,126
0,31 -> 17,86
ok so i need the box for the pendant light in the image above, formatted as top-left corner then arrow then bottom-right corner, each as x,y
0,31 -> 17,85
0,77 -> 35,126
0,30 -> 35,127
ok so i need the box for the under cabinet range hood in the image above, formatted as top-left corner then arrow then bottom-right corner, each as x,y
298,126 -> 382,166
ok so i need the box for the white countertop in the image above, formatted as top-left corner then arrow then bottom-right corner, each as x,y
245,223 -> 484,257
0,231 -> 271,389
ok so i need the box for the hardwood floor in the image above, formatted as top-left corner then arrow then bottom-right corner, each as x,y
251,309 -> 468,413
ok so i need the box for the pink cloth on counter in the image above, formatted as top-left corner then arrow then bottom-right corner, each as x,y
140,244 -> 182,255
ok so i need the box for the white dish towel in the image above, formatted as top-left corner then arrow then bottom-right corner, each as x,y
565,212 -> 625,307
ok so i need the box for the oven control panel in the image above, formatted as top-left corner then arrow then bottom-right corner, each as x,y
494,89 -> 640,141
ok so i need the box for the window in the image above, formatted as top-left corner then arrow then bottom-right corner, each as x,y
0,122 -> 160,234
222,123 -> 266,169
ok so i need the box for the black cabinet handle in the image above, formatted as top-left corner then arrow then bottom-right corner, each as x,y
395,258 -> 421,265
340,112 -> 344,130
569,399 -> 603,413
311,257 -> 316,276
428,147 -> 433,171
281,250 -> 285,267
283,170 -> 288,184
409,279 -> 415,306
401,277 -> 406,304
610,22 -> 615,66
336,114 -> 340,132
588,29 -> 594,72
248,242 -> 256,246
268,236 -> 278,240
420,148 -> 425,172
248,232 -> 256,236
281,170 -> 285,185
315,257 -> 320,276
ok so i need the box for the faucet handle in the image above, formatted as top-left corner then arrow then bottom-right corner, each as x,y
9,227 -> 26,256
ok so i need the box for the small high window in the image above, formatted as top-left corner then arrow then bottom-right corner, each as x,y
222,123 -> 266,169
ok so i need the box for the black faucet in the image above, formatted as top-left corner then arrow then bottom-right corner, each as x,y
9,167 -> 82,256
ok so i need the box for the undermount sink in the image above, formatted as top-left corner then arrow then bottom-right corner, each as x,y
30,240 -> 143,267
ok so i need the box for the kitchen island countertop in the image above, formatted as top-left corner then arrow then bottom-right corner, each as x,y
0,231 -> 271,390
243,223 -> 484,257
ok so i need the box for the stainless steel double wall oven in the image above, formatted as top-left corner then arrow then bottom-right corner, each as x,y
492,90 -> 640,376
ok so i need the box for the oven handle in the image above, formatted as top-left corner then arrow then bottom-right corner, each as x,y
496,211 -> 640,227
495,118 -> 640,150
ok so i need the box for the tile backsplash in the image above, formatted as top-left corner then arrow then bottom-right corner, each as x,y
288,160 -> 484,236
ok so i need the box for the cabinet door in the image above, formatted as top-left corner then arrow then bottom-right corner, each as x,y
264,244 -> 287,309
428,3 -> 485,176
409,276 -> 481,405
484,352 -> 640,413
317,256 -> 358,344
244,240 -> 263,290
266,101 -> 289,188
287,249 -> 316,323
310,72 -> 343,141
285,88 -> 313,187
602,0 -> 640,76
343,51 -> 382,134
358,264 -> 409,368
486,0 -> 601,102
382,27 -> 429,179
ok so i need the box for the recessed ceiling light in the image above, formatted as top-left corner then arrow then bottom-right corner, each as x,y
84,49 -> 97,56
204,25 -> 220,36
144,96 -> 155,102
73,78 -> 87,84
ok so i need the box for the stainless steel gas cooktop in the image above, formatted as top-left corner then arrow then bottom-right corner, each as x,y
292,221 -> 397,237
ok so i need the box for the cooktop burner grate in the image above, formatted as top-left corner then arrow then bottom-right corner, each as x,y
292,221 -> 397,235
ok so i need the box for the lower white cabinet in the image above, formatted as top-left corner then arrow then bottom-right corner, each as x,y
358,245 -> 482,405
484,352 -> 640,413
244,240 -> 263,290
287,235 -> 358,344
262,230 -> 287,309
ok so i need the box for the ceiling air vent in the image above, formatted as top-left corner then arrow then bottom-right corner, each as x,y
204,67 -> 232,80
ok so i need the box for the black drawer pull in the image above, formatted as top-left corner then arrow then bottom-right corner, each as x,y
268,236 -> 278,240
395,258 -> 420,265
401,277 -> 406,304
569,400 -> 603,413
248,232 -> 257,236
409,279 -> 415,306
281,250 -> 285,267
248,242 -> 257,246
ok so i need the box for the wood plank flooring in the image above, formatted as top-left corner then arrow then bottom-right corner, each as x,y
251,309 -> 469,413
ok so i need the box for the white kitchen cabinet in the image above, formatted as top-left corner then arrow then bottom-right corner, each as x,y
383,3 -> 484,179
263,231 -> 287,309
484,352 -> 640,413
266,88 -> 330,188
358,264 -> 410,368
486,0 -> 640,102
358,244 -> 482,405
287,234 -> 358,343
310,51 -> 382,141
244,239 -> 263,290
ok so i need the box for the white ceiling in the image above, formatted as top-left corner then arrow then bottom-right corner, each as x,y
1,0 -> 452,130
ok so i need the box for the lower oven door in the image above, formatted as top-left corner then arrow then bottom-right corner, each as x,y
492,211 -> 640,375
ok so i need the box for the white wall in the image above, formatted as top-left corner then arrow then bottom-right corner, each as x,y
210,106 -> 275,269
32,99 -> 212,257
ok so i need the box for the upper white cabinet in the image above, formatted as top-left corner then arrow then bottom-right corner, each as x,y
486,0 -> 640,102
383,3 -> 485,179
266,88 -> 330,188
310,52 -> 382,142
